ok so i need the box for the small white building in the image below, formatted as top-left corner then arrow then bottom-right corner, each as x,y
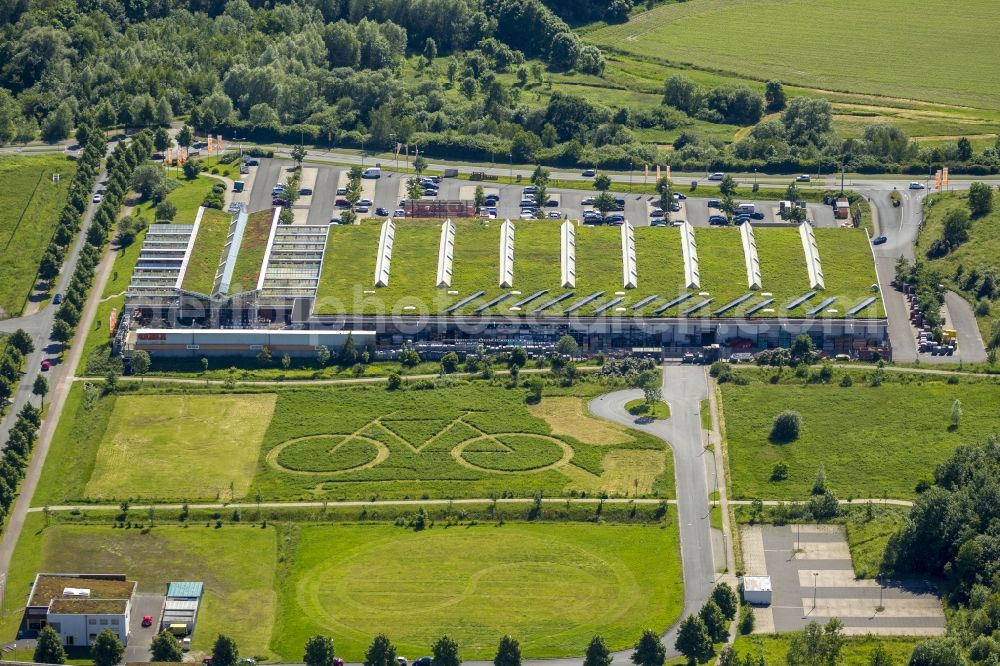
26,574 -> 136,647
741,575 -> 772,606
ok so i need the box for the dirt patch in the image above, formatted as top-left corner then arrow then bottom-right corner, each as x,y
529,397 -> 633,445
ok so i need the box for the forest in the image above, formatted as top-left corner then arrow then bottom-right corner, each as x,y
1,0 -> 999,174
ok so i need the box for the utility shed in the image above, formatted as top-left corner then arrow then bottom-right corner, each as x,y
742,575 -> 772,606
160,582 -> 204,635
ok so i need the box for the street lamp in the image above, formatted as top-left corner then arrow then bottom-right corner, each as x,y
813,572 -> 819,610
233,136 -> 246,160
509,152 -> 513,182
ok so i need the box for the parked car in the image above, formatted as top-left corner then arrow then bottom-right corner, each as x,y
581,169 -> 596,177
272,197 -> 284,206
604,214 -> 625,225
546,211 -> 562,219
358,198 -> 373,206
650,219 -> 668,227
650,208 -> 664,218
707,199 -> 720,208
329,218 -> 343,225
670,202 -> 681,212
796,174 -> 811,182
581,196 -> 595,205
709,215 -> 728,225
92,193 -> 103,204
397,659 -> 408,666
734,214 -> 751,225
245,159 -> 259,167
376,207 -> 389,216
909,182 -> 925,189
750,211 -> 765,220
332,660 -> 344,666
708,172 -> 725,181
41,360 -> 50,371
519,210 -> 534,219
393,208 -> 405,217
53,293 -> 62,304
412,658 -> 432,666
872,235 -> 888,245
519,198 -> 536,208
141,615 -> 153,628
671,219 -> 686,226
673,192 -> 687,200
522,186 -> 536,195
336,187 -> 347,195
354,205 -> 370,213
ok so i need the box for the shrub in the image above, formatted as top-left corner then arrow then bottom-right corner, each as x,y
386,373 -> 402,390
770,410 -> 801,443
839,374 -> 853,387
738,604 -> 754,634
709,361 -> 733,383
770,461 -> 789,481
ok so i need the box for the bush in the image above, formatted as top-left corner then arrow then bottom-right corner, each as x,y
839,374 -> 853,387
738,604 -> 754,634
770,461 -> 789,481
709,361 -> 734,383
386,373 -> 402,390
770,410 -> 801,443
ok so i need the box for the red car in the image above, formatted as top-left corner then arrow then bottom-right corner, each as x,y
40,360 -> 51,371
141,615 -> 153,627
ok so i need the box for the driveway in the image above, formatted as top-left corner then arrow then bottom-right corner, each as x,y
125,592 -> 164,662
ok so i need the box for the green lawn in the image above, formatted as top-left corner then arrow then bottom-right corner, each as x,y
845,506 -> 909,579
85,393 -> 277,501
721,370 -> 1000,499
33,381 -> 674,503
814,228 -> 884,317
228,209 -> 274,294
0,515 -> 277,658
693,227 -> 749,313
0,154 -> 78,316
733,634 -> 920,665
918,192 -> 999,341
272,522 -> 683,660
132,172 -> 220,223
586,0 -> 1000,111
626,399 -> 670,420
180,208 -> 232,295
632,226 -> 687,312
755,227 -> 810,301
314,221 -> 382,315
571,224 -> 630,307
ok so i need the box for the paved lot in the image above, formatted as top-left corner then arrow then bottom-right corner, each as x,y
124,592 -> 163,662
741,525 -> 945,636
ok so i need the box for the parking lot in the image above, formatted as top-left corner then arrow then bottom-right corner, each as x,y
124,592 -> 164,663
741,525 -> 945,637
242,160 -> 838,229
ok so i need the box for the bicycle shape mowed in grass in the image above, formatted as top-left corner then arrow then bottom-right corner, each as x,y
267,412 -> 574,476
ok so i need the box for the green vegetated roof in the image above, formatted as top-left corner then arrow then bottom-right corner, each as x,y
228,209 -> 274,295
181,208 -> 233,296
30,574 -> 136,608
49,598 -> 129,614
314,219 -> 881,318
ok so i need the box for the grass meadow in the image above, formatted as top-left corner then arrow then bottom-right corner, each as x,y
33,381 -> 674,504
720,368 -> 1000,500
180,207 -> 232,295
733,633 -> 920,665
586,0 -> 1000,111
0,154 -> 77,316
271,522 -> 683,660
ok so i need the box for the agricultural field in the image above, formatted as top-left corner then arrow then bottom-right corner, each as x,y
180,208 -> 232,295
917,192 -> 1000,341
0,515 -> 278,658
586,0 -> 1000,115
720,368 -> 1000,500
0,154 -> 78,317
227,209 -> 274,295
33,382 -> 674,504
272,522 -> 683,660
314,219 -> 879,318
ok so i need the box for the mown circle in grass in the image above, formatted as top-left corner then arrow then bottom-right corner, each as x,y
272,435 -> 387,473
453,433 -> 573,473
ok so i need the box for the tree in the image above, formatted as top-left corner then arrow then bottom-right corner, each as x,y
655,177 -> 673,222
440,351 -> 459,374
509,346 -> 528,368
177,125 -> 193,148
423,37 -> 438,64
968,182 -> 993,218
698,599 -> 727,642
632,629 -> 666,666
365,635 -> 397,666
281,353 -> 291,370
556,335 -> 578,357
34,626 -> 66,664
786,619 -> 843,666
950,399 -> 962,429
291,145 -> 308,168
791,334 -> 815,362
339,333 -> 358,367
9,329 -> 33,356
957,137 -> 973,161
719,174 -> 737,196
407,177 -> 424,202
711,582 -> 739,620
583,635 -> 612,666
870,644 -> 893,666
304,635 -> 336,666
154,126 -> 171,151
432,635 -> 461,666
182,159 -> 202,180
257,346 -> 272,366
594,192 -> 617,218
493,635 -> 520,666
212,635 -> 239,666
765,80 -> 786,112
32,375 -> 48,403
785,182 -> 801,202
770,410 -> 801,443
117,215 -> 146,247
316,345 -> 331,367
155,97 -> 173,126
906,639 -> 962,666
719,195 -> 737,224
131,350 -> 151,381
387,372 -> 402,390
593,173 -> 611,191
941,209 -> 972,246
131,164 -> 165,200
41,102 -> 74,143
151,630 -> 183,662
51,319 -> 73,343
92,629 -> 125,666
156,199 -> 177,221
413,155 -> 428,174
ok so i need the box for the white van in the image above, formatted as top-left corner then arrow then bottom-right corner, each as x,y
362,167 -> 381,179
737,203 -> 755,215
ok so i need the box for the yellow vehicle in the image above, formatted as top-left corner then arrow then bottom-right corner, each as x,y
168,623 -> 188,636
